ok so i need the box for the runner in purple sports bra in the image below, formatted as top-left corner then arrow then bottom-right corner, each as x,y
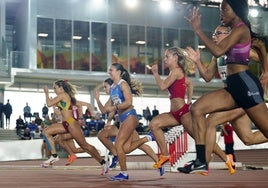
184,0 -> 268,175
181,24 -> 268,175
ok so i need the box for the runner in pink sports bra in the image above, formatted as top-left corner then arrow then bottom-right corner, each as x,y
226,22 -> 251,65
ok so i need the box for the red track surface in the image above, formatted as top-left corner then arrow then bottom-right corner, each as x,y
0,149 -> 267,188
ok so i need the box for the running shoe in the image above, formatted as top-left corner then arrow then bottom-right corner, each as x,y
109,172 -> 129,181
189,159 -> 208,176
65,154 -> 77,166
159,166 -> 165,176
225,154 -> 236,175
177,160 -> 195,174
147,131 -> 155,142
101,162 -> 109,175
153,155 -> 170,169
43,155 -> 59,165
109,156 -> 118,168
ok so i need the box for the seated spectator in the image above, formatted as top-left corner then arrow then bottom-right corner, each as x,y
136,122 -> 145,134
21,128 -> 31,140
16,115 -> 26,136
34,114 -> 43,128
84,109 -> 92,120
23,102 -> 32,121
87,118 -> 97,131
81,125 -> 90,137
95,119 -> 105,132
27,120 -> 38,138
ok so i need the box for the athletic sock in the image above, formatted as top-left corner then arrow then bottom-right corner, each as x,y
196,145 -> 206,163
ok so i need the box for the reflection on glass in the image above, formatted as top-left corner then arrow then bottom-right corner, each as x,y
129,25 -> 145,74
55,19 -> 72,69
73,21 -> 90,71
147,26 -> 162,75
92,22 -> 107,72
180,30 -> 195,48
163,28 -> 178,75
37,18 -> 54,69
111,24 -> 128,70
36,17 -> 204,79
180,30 -> 196,77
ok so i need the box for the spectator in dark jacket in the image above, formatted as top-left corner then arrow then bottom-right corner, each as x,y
3,99 -> 12,129
16,115 -> 26,135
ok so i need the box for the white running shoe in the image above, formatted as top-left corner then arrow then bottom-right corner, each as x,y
101,162 -> 109,175
43,155 -> 59,165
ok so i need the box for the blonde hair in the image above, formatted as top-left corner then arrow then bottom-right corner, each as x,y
167,47 -> 194,74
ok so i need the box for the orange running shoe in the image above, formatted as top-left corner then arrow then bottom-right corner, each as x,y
65,154 -> 77,166
225,154 -> 236,175
153,155 -> 170,169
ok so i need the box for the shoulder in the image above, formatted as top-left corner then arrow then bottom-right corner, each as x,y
232,24 -> 251,42
118,80 -> 128,88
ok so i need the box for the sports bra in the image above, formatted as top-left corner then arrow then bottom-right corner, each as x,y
56,100 -> 72,111
110,79 -> 126,105
168,75 -> 186,99
226,22 -> 251,65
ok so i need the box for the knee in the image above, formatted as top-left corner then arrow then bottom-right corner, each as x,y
206,116 -> 217,128
97,130 -> 103,140
148,120 -> 160,131
54,136 -> 61,144
97,130 -> 107,140
114,142 -> 123,151
241,136 -> 254,146
190,103 -> 203,117
43,129 -> 48,136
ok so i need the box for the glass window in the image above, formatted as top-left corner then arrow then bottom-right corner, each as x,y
73,21 -> 90,71
55,19 -> 72,70
111,24 -> 128,69
91,22 -> 107,72
146,27 -> 162,75
163,28 -> 178,75
180,29 -> 195,48
180,30 -> 196,77
37,18 -> 54,69
129,25 -> 145,74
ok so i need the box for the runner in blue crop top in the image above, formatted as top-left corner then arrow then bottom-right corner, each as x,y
110,79 -> 125,106
106,63 -> 157,181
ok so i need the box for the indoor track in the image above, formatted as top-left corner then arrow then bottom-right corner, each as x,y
0,149 -> 267,188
